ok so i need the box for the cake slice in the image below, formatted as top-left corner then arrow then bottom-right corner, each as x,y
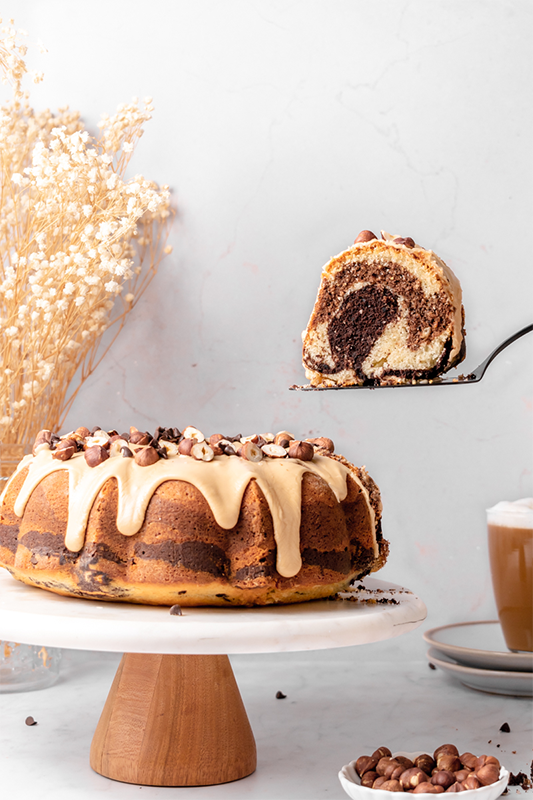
302,230 -> 466,386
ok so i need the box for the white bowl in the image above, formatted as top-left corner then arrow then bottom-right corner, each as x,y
339,751 -> 509,800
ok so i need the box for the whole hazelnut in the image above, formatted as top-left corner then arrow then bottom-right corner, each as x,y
376,758 -> 402,779
454,770 -> 471,783
178,438 -> 195,456
431,771 -> 456,790
396,757 -> 414,771
462,776 -> 481,790
355,756 -> 379,777
373,777 -> 388,789
400,768 -> 430,789
380,780 -> 403,792
288,441 -> 315,461
475,764 -> 500,786
475,755 -> 500,771
415,755 -> 435,774
434,745 -> 459,761
129,430 -> 152,446
134,446 -> 160,467
209,434 -> 224,446
372,746 -> 392,760
413,782 -> 444,794
436,755 -> 461,773
361,771 -> 378,788
354,230 -> 377,243
459,753 -> 477,770
74,426 -> 91,438
84,445 -> 109,468
445,782 -> 465,793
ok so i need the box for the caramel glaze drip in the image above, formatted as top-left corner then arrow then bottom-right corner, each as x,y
6,450 -> 376,578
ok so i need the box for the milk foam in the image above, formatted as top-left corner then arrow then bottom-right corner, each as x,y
486,497 -> 533,529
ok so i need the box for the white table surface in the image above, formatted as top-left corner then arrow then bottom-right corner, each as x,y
1,642 -> 531,800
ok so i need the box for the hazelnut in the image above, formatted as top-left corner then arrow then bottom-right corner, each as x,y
415,755 -> 435,774
436,755 -> 461,773
380,780 -> 402,792
191,442 -> 214,462
445,783 -> 465,793
306,437 -> 335,453
261,444 -> 287,459
274,431 -> 294,447
240,441 -> 263,462
372,746 -> 392,760
431,771 -> 456,790
396,757 -> 414,771
376,758 -> 402,779
181,426 -> 205,443
32,429 -> 53,455
392,236 -> 415,247
454,770 -> 471,783
361,771 -> 378,788
208,434 -> 224,446
373,777 -> 388,789
400,768 -> 430,789
84,445 -> 109,468
462,776 -> 481,790
354,230 -> 377,243
134,446 -> 159,467
355,756 -> 379,777
474,756 -> 500,771
74,426 -> 90,438
434,745 -> 459,761
413,782 -> 444,794
129,430 -> 151,446
459,753 -> 477,770
52,445 -> 75,461
475,764 -> 500,786
158,440 -> 179,457
85,430 -> 111,450
178,438 -> 195,456
56,437 -> 77,451
288,441 -> 315,461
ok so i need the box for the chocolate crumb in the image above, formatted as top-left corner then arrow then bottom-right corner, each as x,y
25,716 -> 37,726
509,772 -> 532,790
169,605 -> 182,616
499,722 -> 511,732
428,662 -> 436,670
275,691 -> 287,699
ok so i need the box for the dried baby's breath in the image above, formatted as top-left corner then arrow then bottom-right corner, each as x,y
0,21 -> 172,444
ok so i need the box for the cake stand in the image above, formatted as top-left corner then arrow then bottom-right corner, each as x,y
0,570 -> 426,787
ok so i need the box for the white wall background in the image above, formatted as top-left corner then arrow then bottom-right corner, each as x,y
9,0 -> 533,640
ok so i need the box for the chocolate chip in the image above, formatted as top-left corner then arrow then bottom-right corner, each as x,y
428,662 -> 436,670
499,722 -> 511,732
121,446 -> 133,458
25,716 -> 37,726
275,691 -> 286,699
169,605 -> 183,616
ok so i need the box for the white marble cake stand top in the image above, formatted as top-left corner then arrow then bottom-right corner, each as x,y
0,570 -> 426,654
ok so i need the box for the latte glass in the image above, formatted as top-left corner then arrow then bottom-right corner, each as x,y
0,641 -> 62,692
487,498 -> 533,652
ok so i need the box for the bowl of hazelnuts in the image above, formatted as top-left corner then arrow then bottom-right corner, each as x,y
339,744 -> 509,800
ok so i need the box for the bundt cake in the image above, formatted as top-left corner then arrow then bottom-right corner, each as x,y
0,424 -> 388,606
302,230 -> 466,387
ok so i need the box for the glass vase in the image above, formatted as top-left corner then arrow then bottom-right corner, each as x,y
0,442 -> 63,692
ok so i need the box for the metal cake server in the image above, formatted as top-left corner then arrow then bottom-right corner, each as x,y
290,323 -> 533,391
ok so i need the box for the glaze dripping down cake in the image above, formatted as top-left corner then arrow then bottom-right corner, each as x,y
302,230 -> 466,387
0,425 -> 388,606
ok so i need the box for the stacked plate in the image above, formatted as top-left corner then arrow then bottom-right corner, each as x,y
423,620 -> 533,697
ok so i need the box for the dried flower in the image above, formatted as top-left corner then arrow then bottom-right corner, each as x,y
0,21 -> 173,444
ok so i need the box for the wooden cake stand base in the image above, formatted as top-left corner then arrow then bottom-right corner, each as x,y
90,653 -> 256,786
0,572 -> 426,788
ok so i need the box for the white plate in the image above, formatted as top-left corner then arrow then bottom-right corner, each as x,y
423,621 -> 533,672
427,648 -> 533,697
339,751 -> 509,800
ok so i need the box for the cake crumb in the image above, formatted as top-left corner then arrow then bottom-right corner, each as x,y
509,772 -> 532,791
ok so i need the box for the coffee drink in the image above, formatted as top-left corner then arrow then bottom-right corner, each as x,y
487,498 -> 533,652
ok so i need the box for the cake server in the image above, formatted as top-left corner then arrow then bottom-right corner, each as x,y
290,323 -> 533,390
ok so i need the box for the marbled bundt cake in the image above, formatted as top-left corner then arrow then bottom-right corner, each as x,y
0,425 -> 388,606
302,230 -> 465,387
